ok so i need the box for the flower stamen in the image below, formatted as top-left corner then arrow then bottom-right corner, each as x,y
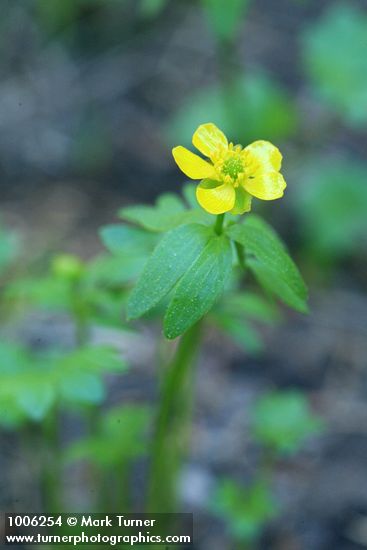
222,156 -> 244,180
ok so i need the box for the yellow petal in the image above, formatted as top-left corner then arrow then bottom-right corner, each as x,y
192,123 -> 228,159
172,146 -> 216,180
243,171 -> 286,200
196,179 -> 235,214
231,187 -> 252,215
244,140 -> 282,172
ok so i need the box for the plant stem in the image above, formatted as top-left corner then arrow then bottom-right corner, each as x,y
147,322 -> 202,513
215,213 -> 225,235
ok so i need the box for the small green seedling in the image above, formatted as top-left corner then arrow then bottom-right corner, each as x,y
252,390 -> 324,456
211,479 -> 277,546
211,391 -> 323,547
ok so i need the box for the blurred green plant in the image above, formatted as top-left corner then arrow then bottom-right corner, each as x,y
202,0 -> 251,42
66,404 -> 150,509
252,390 -> 323,455
5,251 -> 132,332
36,0 -> 84,32
140,0 -> 168,18
0,222 -> 20,277
212,480 -> 277,545
0,234 -> 132,512
210,291 -> 281,354
293,157 -> 367,264
0,342 -> 126,426
211,390 -> 323,546
67,404 -> 149,467
303,2 -> 367,128
168,73 -> 298,147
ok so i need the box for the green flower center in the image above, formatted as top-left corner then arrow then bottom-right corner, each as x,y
222,156 -> 244,180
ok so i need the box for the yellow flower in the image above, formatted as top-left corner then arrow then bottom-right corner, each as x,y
172,123 -> 286,215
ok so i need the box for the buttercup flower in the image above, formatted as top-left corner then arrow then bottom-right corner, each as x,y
172,123 -> 286,215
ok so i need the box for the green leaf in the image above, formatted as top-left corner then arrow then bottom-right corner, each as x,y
102,404 -> 150,441
0,342 -> 30,375
211,479 -> 277,543
227,216 -> 308,313
57,345 -> 126,375
99,224 -> 155,256
164,235 -> 233,339
294,157 -> 367,261
127,223 -> 211,320
16,380 -> 55,421
303,3 -> 367,127
220,292 -> 280,323
5,276 -> 72,311
85,254 -> 146,286
0,397 -> 26,429
66,439 -> 118,467
252,391 -> 324,455
202,0 -> 250,41
119,193 -> 207,232
213,315 -> 264,354
211,292 -> 280,354
59,372 -> 105,405
97,225 -> 157,284
66,405 -> 150,467
86,287 -> 127,328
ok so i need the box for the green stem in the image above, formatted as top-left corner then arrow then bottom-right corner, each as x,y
147,322 -> 202,512
215,213 -> 225,235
